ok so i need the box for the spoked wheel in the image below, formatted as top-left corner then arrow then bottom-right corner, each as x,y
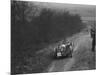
68,53 -> 72,57
67,51 -> 72,58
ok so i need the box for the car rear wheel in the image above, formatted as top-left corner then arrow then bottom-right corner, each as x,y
68,53 -> 72,57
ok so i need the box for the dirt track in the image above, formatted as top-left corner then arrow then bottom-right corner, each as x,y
45,32 -> 92,72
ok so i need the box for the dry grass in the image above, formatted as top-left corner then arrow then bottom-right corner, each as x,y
70,47 -> 96,71
12,47 -> 54,74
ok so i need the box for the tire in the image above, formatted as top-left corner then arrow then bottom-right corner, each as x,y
68,52 -> 72,57
70,54 -> 72,57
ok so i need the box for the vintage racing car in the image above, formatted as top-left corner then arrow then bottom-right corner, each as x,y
54,41 -> 73,58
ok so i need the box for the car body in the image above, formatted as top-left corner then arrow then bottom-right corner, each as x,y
54,42 -> 73,58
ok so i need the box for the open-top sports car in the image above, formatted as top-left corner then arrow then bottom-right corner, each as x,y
54,41 -> 73,58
